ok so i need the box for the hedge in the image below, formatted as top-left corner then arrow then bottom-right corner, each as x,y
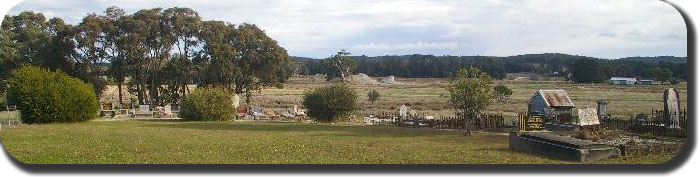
6,66 -> 99,124
180,87 -> 237,121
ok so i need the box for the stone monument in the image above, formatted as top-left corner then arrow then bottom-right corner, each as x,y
596,100 -> 608,118
399,105 -> 407,117
577,107 -> 600,126
663,88 -> 681,129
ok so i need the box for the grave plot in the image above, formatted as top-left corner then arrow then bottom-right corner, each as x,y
509,132 -> 621,162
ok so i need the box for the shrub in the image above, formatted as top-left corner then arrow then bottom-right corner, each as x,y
367,90 -> 380,104
6,66 -> 99,124
180,87 -> 236,121
670,80 -> 679,85
494,85 -> 513,101
302,83 -> 357,123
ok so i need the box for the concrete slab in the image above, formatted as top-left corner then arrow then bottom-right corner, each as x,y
509,132 -> 621,162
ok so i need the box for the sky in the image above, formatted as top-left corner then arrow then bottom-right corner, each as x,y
3,0 -> 688,59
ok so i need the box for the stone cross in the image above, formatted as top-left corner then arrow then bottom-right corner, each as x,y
664,88 -> 681,129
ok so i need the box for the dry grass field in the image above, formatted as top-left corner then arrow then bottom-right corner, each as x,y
248,74 -> 687,120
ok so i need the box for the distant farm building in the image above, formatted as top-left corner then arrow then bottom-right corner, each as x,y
610,77 -> 637,85
528,90 -> 575,123
639,79 -> 654,85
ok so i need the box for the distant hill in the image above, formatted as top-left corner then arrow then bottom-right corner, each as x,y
618,56 -> 687,64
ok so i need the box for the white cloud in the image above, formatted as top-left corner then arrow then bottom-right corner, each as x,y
3,0 -> 687,58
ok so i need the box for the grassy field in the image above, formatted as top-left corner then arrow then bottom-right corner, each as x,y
248,75 -> 687,119
0,121 -> 677,164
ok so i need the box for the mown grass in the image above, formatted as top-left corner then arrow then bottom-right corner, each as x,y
0,121 -> 677,164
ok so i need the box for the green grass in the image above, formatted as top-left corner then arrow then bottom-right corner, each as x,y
0,121 -> 677,164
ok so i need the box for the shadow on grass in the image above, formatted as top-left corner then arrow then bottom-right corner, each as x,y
145,122 -> 446,138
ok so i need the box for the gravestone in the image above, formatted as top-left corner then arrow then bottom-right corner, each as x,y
399,105 -> 407,117
526,114 -> 545,131
232,94 -> 240,109
663,88 -> 681,129
596,100 -> 608,118
578,107 -> 600,126
164,104 -> 172,115
139,105 -> 150,113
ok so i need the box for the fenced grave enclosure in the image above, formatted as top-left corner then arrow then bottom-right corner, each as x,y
601,109 -> 688,138
1,105 -> 22,131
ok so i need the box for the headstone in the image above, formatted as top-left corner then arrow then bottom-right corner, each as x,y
664,88 -> 681,129
139,105 -> 150,113
164,105 -> 172,114
596,100 -> 608,118
526,114 -> 545,131
399,105 -> 407,117
578,107 -> 600,126
232,94 -> 240,109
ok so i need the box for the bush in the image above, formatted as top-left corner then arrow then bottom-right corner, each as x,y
6,66 -> 99,124
180,87 -> 236,121
494,85 -> 513,101
670,80 -> 679,85
367,90 -> 380,104
302,83 -> 357,123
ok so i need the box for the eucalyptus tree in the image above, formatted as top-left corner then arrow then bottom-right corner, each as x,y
322,49 -> 355,81
102,6 -> 127,107
117,14 -> 150,105
161,7 -> 203,103
74,13 -> 108,99
198,20 -> 236,89
231,23 -> 291,103
1,12 -> 53,68
46,17 -> 76,74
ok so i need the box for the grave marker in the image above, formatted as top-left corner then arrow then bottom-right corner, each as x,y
399,105 -> 407,117
578,107 -> 600,126
664,88 -> 681,129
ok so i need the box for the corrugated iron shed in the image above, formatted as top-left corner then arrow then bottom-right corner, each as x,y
538,90 -> 574,107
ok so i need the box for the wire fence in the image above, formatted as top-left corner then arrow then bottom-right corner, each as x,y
365,112 -> 516,131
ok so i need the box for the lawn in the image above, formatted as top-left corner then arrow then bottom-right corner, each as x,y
0,121 -> 677,164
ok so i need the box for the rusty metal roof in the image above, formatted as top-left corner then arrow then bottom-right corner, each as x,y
536,90 -> 574,107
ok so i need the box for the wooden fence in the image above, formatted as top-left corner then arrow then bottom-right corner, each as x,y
600,109 -> 687,137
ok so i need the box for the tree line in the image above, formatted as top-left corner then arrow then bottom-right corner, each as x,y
295,53 -> 687,83
0,7 -> 291,107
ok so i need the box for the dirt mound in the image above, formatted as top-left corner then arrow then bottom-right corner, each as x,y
330,73 -> 379,85
379,75 -> 401,85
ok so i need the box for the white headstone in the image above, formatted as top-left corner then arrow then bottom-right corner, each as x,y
578,107 -> 600,126
232,94 -> 240,109
139,105 -> 150,113
399,105 -> 407,117
664,88 -> 681,129
164,105 -> 172,114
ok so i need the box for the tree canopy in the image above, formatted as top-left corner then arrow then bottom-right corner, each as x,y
0,7 -> 292,107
